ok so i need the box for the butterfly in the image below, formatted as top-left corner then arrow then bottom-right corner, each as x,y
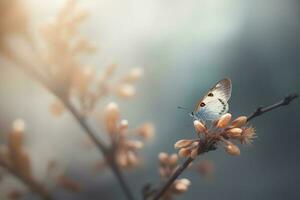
190,78 -> 232,122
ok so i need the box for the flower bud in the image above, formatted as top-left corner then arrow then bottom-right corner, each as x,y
174,140 -> 193,149
104,102 -> 119,135
119,119 -> 128,130
116,84 -> 136,98
137,122 -> 155,139
12,119 -> 26,133
231,116 -> 247,128
191,148 -> 198,159
126,140 -> 144,149
224,141 -> 240,156
174,179 -> 190,193
169,154 -> 178,166
158,152 -> 169,165
127,67 -> 143,81
178,148 -> 190,158
193,120 -> 206,134
217,113 -> 232,128
226,128 -> 243,138
180,178 -> 191,186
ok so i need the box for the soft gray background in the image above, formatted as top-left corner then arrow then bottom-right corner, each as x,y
0,0 -> 299,199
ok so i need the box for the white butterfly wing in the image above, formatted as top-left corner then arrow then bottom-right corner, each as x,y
194,78 -> 232,121
212,78 -> 231,101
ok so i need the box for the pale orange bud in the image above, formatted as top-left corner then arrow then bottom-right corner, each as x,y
226,128 -> 243,138
191,148 -> 199,159
137,122 -> 155,139
120,67 -> 143,83
119,119 -> 129,130
217,113 -> 232,128
174,182 -> 188,193
193,120 -> 206,134
178,148 -> 190,158
224,141 -> 240,156
9,121 -> 24,168
169,154 -> 178,166
174,140 -> 193,149
104,102 -> 119,134
180,178 -> 191,186
126,140 -> 144,149
231,116 -> 247,128
116,84 -> 136,98
126,67 -> 144,82
174,179 -> 190,193
12,119 -> 26,133
158,152 -> 169,165
49,101 -> 65,117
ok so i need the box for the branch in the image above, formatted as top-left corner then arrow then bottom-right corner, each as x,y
64,103 -> 135,200
0,159 -> 52,200
247,94 -> 298,121
5,54 -> 135,200
152,93 -> 298,200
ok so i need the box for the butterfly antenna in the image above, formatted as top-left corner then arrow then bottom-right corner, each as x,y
177,106 -> 195,118
177,106 -> 188,111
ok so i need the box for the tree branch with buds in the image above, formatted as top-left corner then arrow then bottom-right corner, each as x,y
0,120 -> 53,200
151,94 -> 298,200
0,158 -> 52,200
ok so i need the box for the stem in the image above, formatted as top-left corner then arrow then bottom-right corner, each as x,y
64,102 -> 135,200
152,93 -> 298,200
0,159 -> 52,200
152,157 -> 194,200
5,54 -> 135,200
247,94 -> 298,121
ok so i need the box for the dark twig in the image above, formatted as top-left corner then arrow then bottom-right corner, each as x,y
0,159 -> 52,200
152,94 -> 298,200
247,94 -> 298,121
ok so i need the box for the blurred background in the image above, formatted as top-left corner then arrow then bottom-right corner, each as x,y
0,0 -> 299,199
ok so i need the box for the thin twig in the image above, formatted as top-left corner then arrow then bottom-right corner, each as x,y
0,159 -> 52,200
152,94 -> 298,200
247,94 -> 298,121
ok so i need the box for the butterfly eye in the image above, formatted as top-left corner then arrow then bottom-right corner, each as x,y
200,102 -> 206,107
208,93 -> 214,97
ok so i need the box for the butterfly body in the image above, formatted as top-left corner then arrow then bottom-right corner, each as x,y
192,78 -> 232,122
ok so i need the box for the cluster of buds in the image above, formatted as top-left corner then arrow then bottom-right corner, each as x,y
102,102 -> 154,168
175,113 -> 256,159
39,0 -> 144,117
158,152 -> 191,200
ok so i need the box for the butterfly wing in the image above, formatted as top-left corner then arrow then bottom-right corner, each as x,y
194,78 -> 232,121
